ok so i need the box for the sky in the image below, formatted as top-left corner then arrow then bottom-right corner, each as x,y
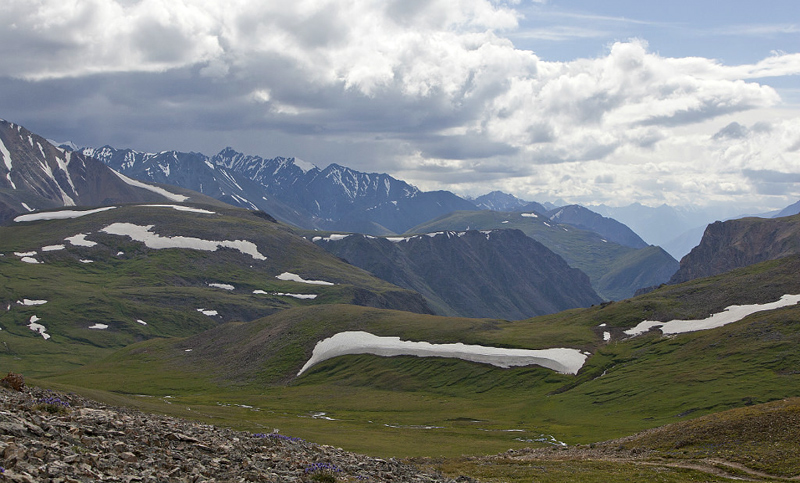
1,0 -> 799,212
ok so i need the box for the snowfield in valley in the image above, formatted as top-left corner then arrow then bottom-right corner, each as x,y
298,331 -> 588,376
622,294 -> 800,337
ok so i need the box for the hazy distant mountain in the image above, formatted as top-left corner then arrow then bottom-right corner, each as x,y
590,203 -> 751,259
312,229 -> 602,319
546,205 -> 648,249
670,213 -> 800,284
0,120 -> 202,224
517,201 -> 550,214
84,145 -> 476,234
473,191 -> 530,211
775,200 -> 800,218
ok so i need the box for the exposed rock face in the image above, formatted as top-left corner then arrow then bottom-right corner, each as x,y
669,214 -> 800,284
0,386 -> 455,482
314,229 -> 603,319
85,145 -> 476,235
0,120 -> 188,224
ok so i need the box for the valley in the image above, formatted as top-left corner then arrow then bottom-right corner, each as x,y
2,119 -> 800,482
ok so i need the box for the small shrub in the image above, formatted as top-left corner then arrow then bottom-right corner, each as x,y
0,372 -> 24,391
253,432 -> 304,442
305,462 -> 341,482
34,396 -> 71,414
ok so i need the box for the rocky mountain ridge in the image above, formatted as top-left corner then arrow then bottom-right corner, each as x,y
83,145 -> 475,235
670,213 -> 800,284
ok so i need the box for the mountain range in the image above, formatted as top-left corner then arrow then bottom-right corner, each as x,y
0,120 -> 214,224
82,145 -> 476,235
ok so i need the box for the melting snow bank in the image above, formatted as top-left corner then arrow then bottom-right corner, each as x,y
276,272 -> 334,286
65,233 -> 97,247
14,206 -> 116,222
17,299 -> 47,306
112,170 -> 188,202
208,283 -> 235,290
27,316 -> 50,340
100,223 -> 266,260
298,331 -> 587,376
141,204 -> 215,214
624,294 -> 800,337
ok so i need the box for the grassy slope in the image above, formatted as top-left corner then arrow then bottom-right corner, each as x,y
406,210 -> 676,300
0,203 -> 426,376
35,255 -> 800,468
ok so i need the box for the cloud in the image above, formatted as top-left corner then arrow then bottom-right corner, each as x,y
1,0 -> 800,209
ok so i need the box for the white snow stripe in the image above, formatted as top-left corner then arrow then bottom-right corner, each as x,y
298,331 -> 587,376
110,169 -> 189,202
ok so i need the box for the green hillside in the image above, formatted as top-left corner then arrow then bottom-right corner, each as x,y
30,254 -> 800,469
0,203 -> 429,375
406,210 -> 678,300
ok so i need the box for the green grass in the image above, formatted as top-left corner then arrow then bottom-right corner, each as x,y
4,214 -> 800,480
430,458 -> 738,483
0,204 -> 430,375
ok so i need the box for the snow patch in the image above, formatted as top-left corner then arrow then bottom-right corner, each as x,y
27,316 -> 50,340
21,257 -> 41,264
88,323 -> 108,330
142,204 -> 216,214
273,293 -> 318,300
312,234 -> 352,242
111,169 -> 189,202
18,299 -> 47,306
14,251 -> 37,257
208,283 -> 235,290
603,332 -> 611,341
197,308 -> 218,316
65,233 -> 97,247
521,213 -> 538,218
21,202 -> 33,212
298,331 -> 587,376
0,136 -> 16,189
276,272 -> 334,286
14,206 -> 116,222
100,223 -> 267,260
80,259 -> 94,264
293,158 -> 316,173
41,245 -> 65,252
136,319 -> 147,325
623,294 -> 800,337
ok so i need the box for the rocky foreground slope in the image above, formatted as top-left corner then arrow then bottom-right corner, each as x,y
0,383 -> 456,482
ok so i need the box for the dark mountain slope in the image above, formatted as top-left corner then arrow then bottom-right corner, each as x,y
670,213 -> 800,284
408,210 -> 678,300
312,229 -> 602,319
0,120 -> 203,224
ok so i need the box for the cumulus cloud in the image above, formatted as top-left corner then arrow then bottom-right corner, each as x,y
1,0 -> 800,208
